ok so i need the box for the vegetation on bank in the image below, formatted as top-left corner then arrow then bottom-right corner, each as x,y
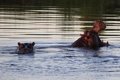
0,0 -> 119,18
0,0 -> 119,7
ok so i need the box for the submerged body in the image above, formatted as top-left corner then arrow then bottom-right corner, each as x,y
72,30 -> 108,49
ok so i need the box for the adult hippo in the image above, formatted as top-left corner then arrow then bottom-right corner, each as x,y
72,20 -> 109,49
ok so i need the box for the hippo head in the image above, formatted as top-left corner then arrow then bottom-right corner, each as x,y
92,20 -> 106,33
17,42 -> 35,54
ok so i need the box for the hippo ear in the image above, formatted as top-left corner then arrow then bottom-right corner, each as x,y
32,42 -> 35,46
18,42 -> 21,46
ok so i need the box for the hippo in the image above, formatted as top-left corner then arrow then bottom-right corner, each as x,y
72,20 -> 109,49
92,20 -> 106,33
17,42 -> 35,54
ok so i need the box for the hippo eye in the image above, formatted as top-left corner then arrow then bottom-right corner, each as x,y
27,45 -> 31,48
27,44 -> 33,48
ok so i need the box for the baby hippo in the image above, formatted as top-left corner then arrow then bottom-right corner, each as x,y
17,42 -> 35,54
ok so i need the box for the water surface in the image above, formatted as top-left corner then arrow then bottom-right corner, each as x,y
0,2 -> 120,80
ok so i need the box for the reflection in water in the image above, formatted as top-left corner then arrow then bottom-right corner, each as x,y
0,1 -> 120,80
0,5 -> 119,43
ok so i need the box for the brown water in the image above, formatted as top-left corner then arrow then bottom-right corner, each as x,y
0,5 -> 120,80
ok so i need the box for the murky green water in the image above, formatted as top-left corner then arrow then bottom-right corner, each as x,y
0,1 -> 120,80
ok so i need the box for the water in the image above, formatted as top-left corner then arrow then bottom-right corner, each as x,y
0,3 -> 120,80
